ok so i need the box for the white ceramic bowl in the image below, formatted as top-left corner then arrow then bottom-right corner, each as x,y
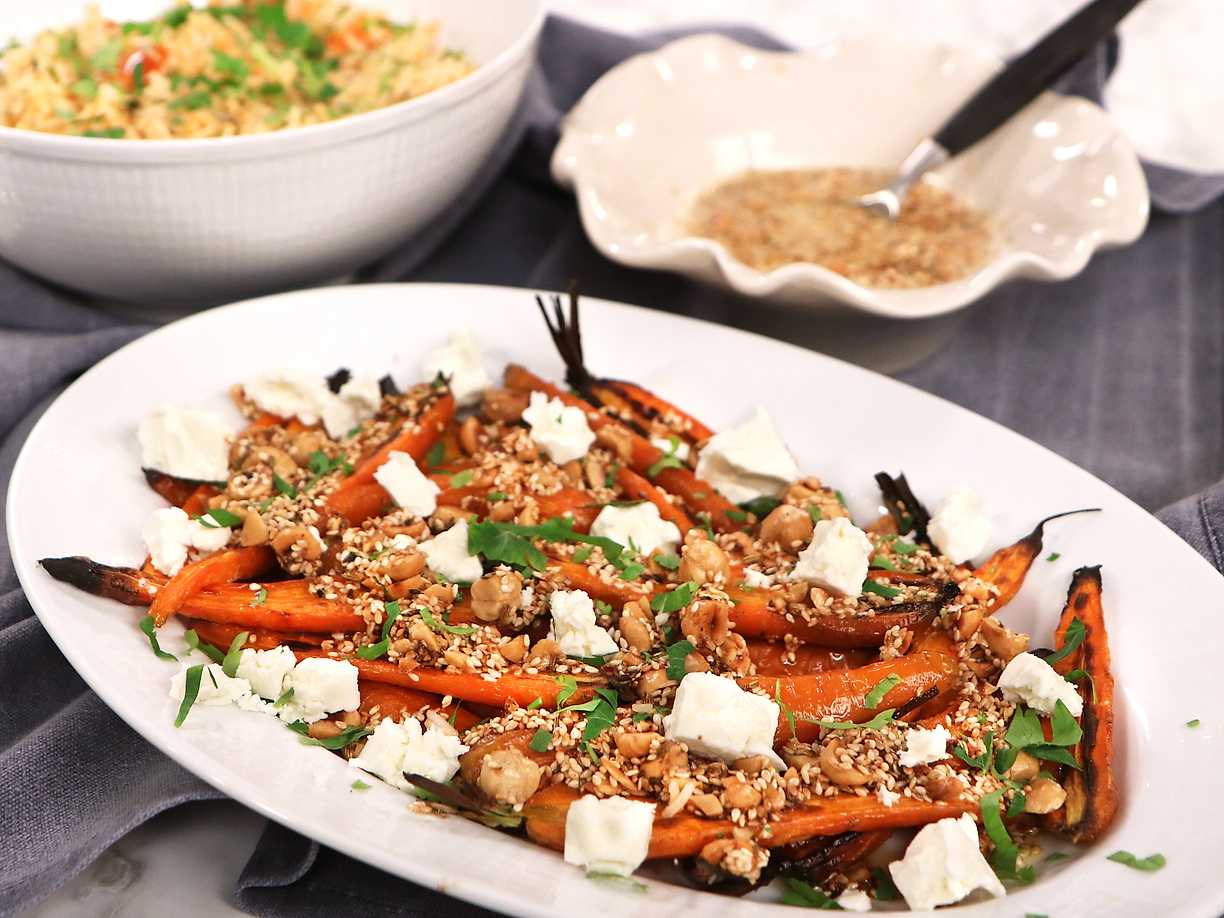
0,0 -> 543,305
553,34 -> 1150,319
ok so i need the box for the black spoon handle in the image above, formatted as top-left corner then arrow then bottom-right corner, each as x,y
934,0 -> 1143,156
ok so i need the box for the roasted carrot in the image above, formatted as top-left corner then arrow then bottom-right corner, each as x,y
747,642 -> 875,676
143,469 -> 201,507
591,378 -> 714,444
504,365 -> 739,532
727,584 -> 956,649
181,580 -> 364,632
742,650 -> 959,743
296,652 -> 599,709
41,556 -> 163,606
358,682 -> 481,732
974,509 -> 1100,614
179,617 -> 325,651
180,485 -> 220,517
327,393 -> 455,523
459,729 -> 555,786
1047,566 -> 1117,844
615,466 -> 695,532
544,559 -> 652,607
525,783 -> 974,858
148,546 -> 276,626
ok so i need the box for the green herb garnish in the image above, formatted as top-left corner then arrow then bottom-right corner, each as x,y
82,128 -> 125,138
1107,851 -> 1166,872
870,866 -> 898,900
357,600 -> 404,659
221,631 -> 249,677
646,436 -> 684,479
139,615 -> 177,661
861,579 -> 901,599
170,90 -> 212,111
780,878 -> 843,909
449,469 -> 474,488
864,674 -> 900,709
1187,718 -> 1201,728
174,664 -> 204,726
251,587 -> 268,607
424,440 -> 445,468
529,729 -> 552,753
487,491 -> 509,503
554,675 -> 579,707
808,506 -> 822,523
979,787 -> 1034,883
467,517 -> 626,573
1044,617 -> 1086,666
654,553 -> 680,570
183,629 -> 224,663
1046,552 -> 1061,562
419,605 -> 476,636
738,496 -> 781,519
665,639 -> 696,681
650,581 -> 698,615
273,473 -> 297,497
196,507 -> 243,528
287,721 -> 373,750
351,779 -> 371,790
526,697 -> 543,710
274,687 -> 295,707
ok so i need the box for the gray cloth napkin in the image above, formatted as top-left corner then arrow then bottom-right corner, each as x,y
3,15 -> 1224,918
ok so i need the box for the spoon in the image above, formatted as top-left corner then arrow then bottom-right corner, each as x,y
857,0 -> 1144,220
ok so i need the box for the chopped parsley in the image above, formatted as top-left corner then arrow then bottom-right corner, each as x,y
554,675 -> 579,707
251,587 -> 268,607
424,440 -> 446,468
351,779 -> 371,790
863,673 -> 901,709
72,77 -> 98,100
526,697 -> 543,710
272,473 -> 298,497
274,687 -> 295,707
487,491 -> 509,503
212,49 -> 250,81
287,721 -> 373,750
357,600 -> 403,658
164,5 -> 191,27
529,728 -> 553,752
889,537 -> 920,555
870,866 -> 899,900
221,631 -> 250,677
979,787 -> 1033,883
869,554 -> 897,571
654,552 -> 680,570
861,579 -> 901,600
1044,617 -> 1086,666
195,507 -> 243,528
808,506 -> 822,523
780,878 -> 843,909
1187,718 -> 1201,728
170,90 -> 213,111
183,629 -> 224,663
806,708 -> 896,732
776,683 -> 797,739
617,562 -> 645,581
467,517 -> 627,573
449,469 -> 474,488
82,128 -> 126,138
138,615 -> 177,661
304,450 -> 353,487
738,496 -> 781,518
665,639 -> 696,681
174,664 -> 205,726
650,581 -> 698,615
419,605 -> 476,636
1046,552 -> 1061,562
646,436 -> 685,478
1107,851 -> 1166,872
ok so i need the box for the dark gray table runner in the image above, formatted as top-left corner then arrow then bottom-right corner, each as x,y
2,16 -> 1223,918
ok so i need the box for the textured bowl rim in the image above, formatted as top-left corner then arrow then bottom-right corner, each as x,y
553,33 -> 1151,321
0,0 -> 544,163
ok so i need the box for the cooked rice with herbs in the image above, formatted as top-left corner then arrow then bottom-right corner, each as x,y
0,2 -> 475,139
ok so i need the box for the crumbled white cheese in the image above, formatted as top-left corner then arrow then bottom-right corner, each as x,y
236,646 -> 297,700
278,657 -> 359,723
928,487 -> 991,564
243,371 -> 380,439
138,407 -> 231,482
787,517 -> 872,597
350,716 -> 468,790
168,663 -> 257,709
997,652 -> 1083,717
373,451 -> 440,517
742,567 -> 774,589
589,502 -> 681,557
650,435 -> 690,462
548,589 -> 618,658
889,814 -> 1005,911
898,725 -> 952,767
694,406 -> 798,503
421,330 -> 490,407
563,795 -> 655,877
142,507 -> 232,576
390,533 -> 416,551
663,672 -> 784,768
418,519 -> 483,584
836,888 -> 872,912
878,786 -> 901,807
520,392 -> 595,464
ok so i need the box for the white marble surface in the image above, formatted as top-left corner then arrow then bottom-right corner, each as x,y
25,2 -> 1224,916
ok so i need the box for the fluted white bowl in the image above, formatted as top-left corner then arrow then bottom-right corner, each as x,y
553,34 -> 1150,319
0,0 -> 543,305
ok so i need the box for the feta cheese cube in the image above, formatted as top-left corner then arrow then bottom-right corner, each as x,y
520,392 -> 595,464
663,672 -> 783,769
373,451 -> 440,517
694,407 -> 798,503
279,657 -> 359,723
787,517 -> 872,597
142,507 -> 232,576
997,652 -> 1083,717
243,370 -> 380,439
350,717 -> 468,790
419,519 -> 483,584
928,487 -> 991,564
650,435 -> 690,462
563,795 -> 655,877
742,567 -> 774,588
589,502 -> 681,557
236,646 -> 297,700
888,814 -> 1005,911
169,663 -> 255,708
836,888 -> 872,912
421,330 -> 490,407
138,407 -> 231,482
548,589 -> 618,658
897,725 -> 952,767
